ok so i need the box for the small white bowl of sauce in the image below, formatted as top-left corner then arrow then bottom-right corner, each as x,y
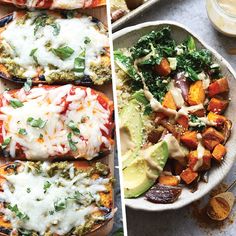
206,0 -> 236,37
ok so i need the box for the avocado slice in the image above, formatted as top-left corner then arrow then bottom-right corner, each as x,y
123,141 -> 169,198
119,100 -> 143,169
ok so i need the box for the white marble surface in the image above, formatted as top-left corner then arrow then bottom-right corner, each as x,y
116,0 -> 236,235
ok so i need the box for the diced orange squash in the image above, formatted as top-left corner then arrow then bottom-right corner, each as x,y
162,91 -> 177,110
189,109 -> 205,117
202,127 -> 224,151
180,168 -> 198,185
188,150 -> 212,171
154,58 -> 171,76
207,98 -> 229,114
188,81 -> 205,105
180,131 -> 198,149
212,144 -> 227,162
173,160 -> 186,175
208,78 -> 229,97
207,112 -> 227,126
159,175 -> 180,187
176,115 -> 189,129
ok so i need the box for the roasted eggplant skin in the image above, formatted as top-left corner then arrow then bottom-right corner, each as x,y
0,11 -> 111,86
0,0 -> 106,9
0,85 -> 114,161
0,161 -> 113,236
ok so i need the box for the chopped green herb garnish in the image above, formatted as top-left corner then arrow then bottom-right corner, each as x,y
43,181 -> 52,193
67,133 -> 78,151
51,23 -> 60,36
68,120 -> 80,135
9,99 -> 24,109
18,128 -> 27,136
54,199 -> 67,212
30,48 -> 38,64
24,78 -> 32,92
39,133 -> 44,139
52,46 -> 74,60
26,188 -> 31,193
49,210 -> 54,215
74,50 -> 86,73
189,115 -> 206,131
84,36 -> 91,44
7,204 -> 29,221
1,137 -> 11,149
27,117 -> 47,129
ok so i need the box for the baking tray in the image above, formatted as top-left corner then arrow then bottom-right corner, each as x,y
112,0 -> 160,32
0,3 -> 115,236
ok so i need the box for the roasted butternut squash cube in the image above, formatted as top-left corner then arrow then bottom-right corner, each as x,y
207,112 -> 227,126
208,78 -> 229,97
207,98 -> 229,114
159,175 -> 180,187
162,91 -> 177,110
176,115 -> 189,129
202,128 -> 224,151
181,131 -> 198,149
154,58 -> 171,76
180,168 -> 198,185
212,144 -> 227,162
188,150 -> 212,171
188,81 -> 205,105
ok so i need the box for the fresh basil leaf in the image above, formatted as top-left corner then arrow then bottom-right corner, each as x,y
24,78 -> 32,92
74,50 -> 86,73
33,14 -> 49,35
27,117 -> 47,129
67,133 -> 78,151
30,48 -> 38,64
84,36 -> 91,44
1,137 -> 11,149
7,204 -> 29,221
54,199 -> 67,212
18,128 -> 27,135
52,46 -> 74,60
10,99 -> 24,109
43,181 -> 51,193
51,23 -> 60,36
68,120 -> 80,135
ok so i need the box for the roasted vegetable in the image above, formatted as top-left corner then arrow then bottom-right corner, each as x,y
180,131 -> 198,149
188,81 -> 205,105
176,115 -> 189,129
159,175 -> 180,187
202,128 -> 224,151
208,78 -> 229,97
207,98 -> 229,114
212,144 -> 227,162
207,112 -> 227,126
145,184 -> 182,204
180,168 -> 198,184
154,58 -> 171,76
162,91 -> 177,110
188,150 -> 212,171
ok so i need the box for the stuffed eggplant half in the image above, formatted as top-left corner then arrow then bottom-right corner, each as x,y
0,161 -> 113,236
0,0 -> 106,9
0,84 -> 114,161
0,11 -> 111,85
115,27 -> 232,204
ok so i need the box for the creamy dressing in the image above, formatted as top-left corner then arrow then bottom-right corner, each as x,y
0,85 -> 112,160
169,81 -> 185,108
0,163 -> 109,235
1,12 -> 108,80
217,0 -> 236,16
194,134 -> 205,171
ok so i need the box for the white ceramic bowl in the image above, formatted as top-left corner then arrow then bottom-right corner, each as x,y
113,21 -> 236,211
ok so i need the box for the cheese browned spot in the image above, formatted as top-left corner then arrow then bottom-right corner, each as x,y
0,85 -> 113,160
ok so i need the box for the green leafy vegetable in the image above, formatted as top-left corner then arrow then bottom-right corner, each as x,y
1,137 -> 11,149
52,46 -> 74,60
68,120 -> 80,135
187,36 -> 196,52
30,48 -> 38,64
10,99 -> 24,109
7,204 -> 29,221
18,128 -> 27,135
189,115 -> 206,131
74,50 -> 86,73
67,133 -> 78,151
27,117 -> 47,129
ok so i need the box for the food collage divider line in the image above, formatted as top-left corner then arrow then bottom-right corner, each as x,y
0,1 -> 117,236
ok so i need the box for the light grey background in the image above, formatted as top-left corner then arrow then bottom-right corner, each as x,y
115,0 -> 236,235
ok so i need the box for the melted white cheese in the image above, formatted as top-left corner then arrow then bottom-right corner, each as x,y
0,163 -> 109,235
1,12 -> 108,80
52,0 -> 85,9
0,85 -> 112,160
